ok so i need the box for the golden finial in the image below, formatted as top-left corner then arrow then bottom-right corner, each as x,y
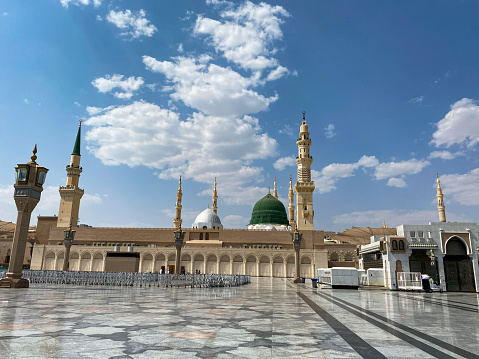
382,221 -> 387,228
178,175 -> 182,190
302,111 -> 306,121
79,119 -> 83,127
30,144 -> 38,163
268,187 -> 271,194
214,177 -> 217,189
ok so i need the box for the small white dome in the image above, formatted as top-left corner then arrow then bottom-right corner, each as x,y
192,208 -> 223,229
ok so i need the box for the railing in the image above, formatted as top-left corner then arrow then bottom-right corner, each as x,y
0,270 -> 250,288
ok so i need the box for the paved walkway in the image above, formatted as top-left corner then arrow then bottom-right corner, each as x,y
0,278 -> 478,358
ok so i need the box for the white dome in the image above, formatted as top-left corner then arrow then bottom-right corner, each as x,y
192,208 -> 223,229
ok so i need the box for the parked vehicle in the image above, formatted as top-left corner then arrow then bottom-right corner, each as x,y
421,274 -> 443,293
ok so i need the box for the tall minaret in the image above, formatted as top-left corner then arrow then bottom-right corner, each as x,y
57,120 -> 85,228
436,173 -> 446,222
212,177 -> 218,214
173,176 -> 183,229
288,174 -> 296,228
273,176 -> 278,199
295,112 -> 315,230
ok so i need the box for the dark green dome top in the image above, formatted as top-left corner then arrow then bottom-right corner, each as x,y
249,193 -> 289,226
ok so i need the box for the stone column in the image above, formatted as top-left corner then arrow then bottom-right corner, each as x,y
175,245 -> 182,275
62,242 -> 72,271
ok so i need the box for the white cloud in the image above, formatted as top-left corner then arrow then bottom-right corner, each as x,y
273,155 -> 295,171
223,214 -> 249,228
106,9 -> 157,39
60,0 -> 101,8
333,209 -> 467,227
194,1 -> 289,73
279,124 -> 294,137
428,150 -> 462,160
324,124 -> 336,138
85,101 -> 277,205
387,177 -> 407,188
24,98 -> 30,105
177,43 -> 184,53
91,74 -> 144,99
374,159 -> 430,180
3,12 -> 7,16
431,98 -> 479,148
74,101 -> 81,107
409,96 -> 423,104
0,185 -> 16,223
313,155 -> 379,194
440,168 -> 479,206
143,55 -> 277,117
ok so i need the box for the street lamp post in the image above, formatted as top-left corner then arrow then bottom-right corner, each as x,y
62,226 -> 76,271
0,145 -> 48,288
291,226 -> 302,283
174,227 -> 184,275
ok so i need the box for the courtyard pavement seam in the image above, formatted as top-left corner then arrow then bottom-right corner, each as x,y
296,291 -> 387,359
313,289 -> 479,359
388,293 -> 479,313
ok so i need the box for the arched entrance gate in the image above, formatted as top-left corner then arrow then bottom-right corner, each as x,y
443,237 -> 475,292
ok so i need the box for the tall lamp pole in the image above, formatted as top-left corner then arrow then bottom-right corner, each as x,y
291,226 -> 302,283
62,225 -> 76,271
174,226 -> 184,275
0,145 -> 48,288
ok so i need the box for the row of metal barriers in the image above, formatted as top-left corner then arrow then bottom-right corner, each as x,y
0,270 -> 251,288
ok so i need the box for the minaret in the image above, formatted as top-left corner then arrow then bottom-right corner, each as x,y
436,173 -> 446,222
173,176 -> 183,229
288,174 -> 296,228
295,112 -> 315,230
212,177 -> 218,214
57,121 -> 85,228
273,177 -> 278,199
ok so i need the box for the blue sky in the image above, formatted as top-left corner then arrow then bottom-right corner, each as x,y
1,0 -> 479,231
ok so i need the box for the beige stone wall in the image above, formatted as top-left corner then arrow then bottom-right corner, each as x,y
36,216 -> 58,245
32,244 -> 323,278
44,226 -> 324,250
0,238 -> 33,268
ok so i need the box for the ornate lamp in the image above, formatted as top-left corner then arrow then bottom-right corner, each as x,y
0,145 -> 48,288
427,249 -> 436,266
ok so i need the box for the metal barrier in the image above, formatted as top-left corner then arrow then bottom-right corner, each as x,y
0,270 -> 250,288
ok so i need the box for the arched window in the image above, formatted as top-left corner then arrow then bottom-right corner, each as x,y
392,240 -> 398,250
205,233 -> 209,240
330,252 -> 339,261
199,233 -> 203,240
399,240 -> 405,250
202,226 -> 207,230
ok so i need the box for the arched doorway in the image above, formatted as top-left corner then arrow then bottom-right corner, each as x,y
232,255 -> 243,275
92,253 -> 104,272
259,256 -> 271,277
206,254 -> 217,274
286,256 -> 295,278
44,252 -> 55,270
193,254 -> 204,274
154,254 -> 165,273
182,254 -> 191,274
167,253 -> 176,274
443,238 -> 475,292
55,252 -> 64,271
141,254 -> 153,272
300,256 -> 312,278
272,256 -> 284,277
219,255 -> 230,274
70,252 -> 80,271
80,253 -> 91,271
245,255 -> 257,276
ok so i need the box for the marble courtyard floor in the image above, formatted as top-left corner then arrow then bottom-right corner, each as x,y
1,278 -> 479,358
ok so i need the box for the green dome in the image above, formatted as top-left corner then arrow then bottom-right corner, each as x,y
249,193 -> 289,226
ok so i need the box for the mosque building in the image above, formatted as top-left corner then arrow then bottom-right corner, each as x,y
31,114 -> 360,277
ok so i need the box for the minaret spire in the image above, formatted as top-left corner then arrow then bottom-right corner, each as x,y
212,177 -> 218,214
273,176 -> 278,199
288,174 -> 296,228
173,176 -> 183,229
295,112 -> 315,230
57,120 -> 84,227
437,173 -> 446,222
